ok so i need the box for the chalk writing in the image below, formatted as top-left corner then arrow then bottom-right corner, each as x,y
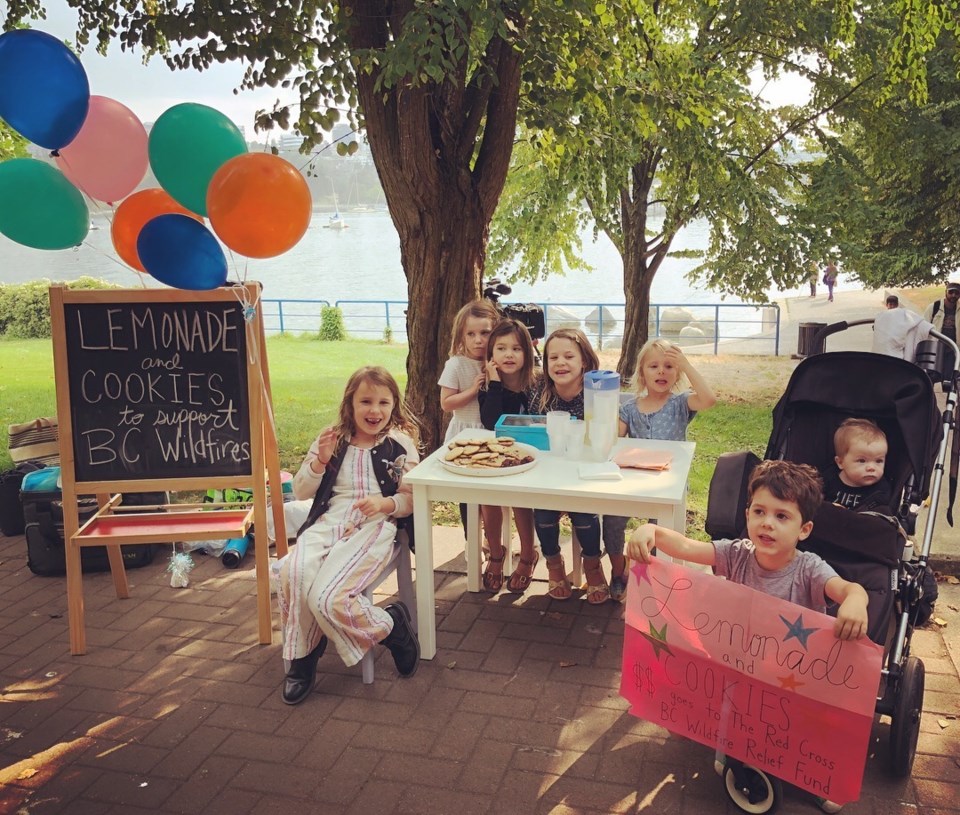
63,301 -> 252,482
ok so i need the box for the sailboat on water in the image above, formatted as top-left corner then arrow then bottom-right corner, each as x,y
325,184 -> 349,230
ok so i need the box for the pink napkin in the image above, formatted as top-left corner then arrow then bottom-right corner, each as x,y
613,448 -> 673,471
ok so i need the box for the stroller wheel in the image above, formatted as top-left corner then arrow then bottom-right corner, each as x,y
723,758 -> 783,814
890,655 -> 925,777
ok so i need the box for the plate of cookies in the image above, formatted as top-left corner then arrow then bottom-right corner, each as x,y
441,436 -> 538,477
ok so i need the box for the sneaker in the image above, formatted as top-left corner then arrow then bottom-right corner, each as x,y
817,797 -> 844,813
382,602 -> 420,677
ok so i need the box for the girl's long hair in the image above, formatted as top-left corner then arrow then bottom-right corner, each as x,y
537,328 -> 599,413
333,366 -> 420,450
631,338 -> 688,396
484,318 -> 538,392
448,299 -> 500,357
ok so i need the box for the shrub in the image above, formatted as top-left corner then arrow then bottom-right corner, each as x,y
318,305 -> 347,341
0,277 -> 121,338
382,324 -> 393,344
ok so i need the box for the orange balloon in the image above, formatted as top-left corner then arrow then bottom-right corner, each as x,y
112,188 -> 203,271
207,153 -> 312,258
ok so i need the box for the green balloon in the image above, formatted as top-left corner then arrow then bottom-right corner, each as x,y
0,158 -> 89,250
149,103 -> 248,216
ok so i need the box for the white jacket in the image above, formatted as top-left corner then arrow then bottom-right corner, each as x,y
872,308 -> 932,360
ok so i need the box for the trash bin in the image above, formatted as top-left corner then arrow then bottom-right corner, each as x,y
797,322 -> 827,357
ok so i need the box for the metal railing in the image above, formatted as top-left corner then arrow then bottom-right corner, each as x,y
260,299 -> 782,355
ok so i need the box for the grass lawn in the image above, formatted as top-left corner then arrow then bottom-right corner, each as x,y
1,334 -> 775,539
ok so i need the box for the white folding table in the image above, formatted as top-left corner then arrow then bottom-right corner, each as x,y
404,431 -> 696,659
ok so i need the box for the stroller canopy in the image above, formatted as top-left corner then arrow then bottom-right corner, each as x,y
765,352 -> 941,502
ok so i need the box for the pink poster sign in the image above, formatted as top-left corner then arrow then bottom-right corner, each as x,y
620,558 -> 883,804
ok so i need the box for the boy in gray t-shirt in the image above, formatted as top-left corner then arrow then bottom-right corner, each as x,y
627,460 -> 869,813
627,459 -> 868,637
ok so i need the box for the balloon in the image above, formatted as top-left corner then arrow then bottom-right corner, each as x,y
0,158 -> 89,250
111,189 -> 203,271
0,30 -> 90,149
148,103 -> 247,216
207,153 -> 312,258
55,96 -> 148,203
136,214 -> 228,290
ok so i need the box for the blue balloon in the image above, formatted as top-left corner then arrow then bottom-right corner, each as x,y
0,30 -> 90,149
137,214 -> 228,290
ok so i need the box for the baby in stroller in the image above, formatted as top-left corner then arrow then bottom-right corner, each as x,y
825,418 -> 892,512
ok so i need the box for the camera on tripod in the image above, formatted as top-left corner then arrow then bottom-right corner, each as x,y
482,278 -> 546,340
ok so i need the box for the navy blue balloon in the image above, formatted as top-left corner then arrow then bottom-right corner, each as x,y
137,214 -> 228,290
0,30 -> 90,149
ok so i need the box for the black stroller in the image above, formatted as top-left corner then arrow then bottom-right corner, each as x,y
705,323 -> 959,814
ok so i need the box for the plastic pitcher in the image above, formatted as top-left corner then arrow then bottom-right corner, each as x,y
584,370 -> 620,460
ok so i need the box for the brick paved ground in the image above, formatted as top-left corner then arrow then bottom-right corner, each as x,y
1,528 -> 958,815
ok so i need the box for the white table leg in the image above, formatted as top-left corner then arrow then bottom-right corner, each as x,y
413,489 -> 436,660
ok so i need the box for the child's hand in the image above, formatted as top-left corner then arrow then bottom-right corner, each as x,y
834,594 -> 868,640
485,359 -> 501,383
354,496 -> 391,518
311,427 -> 338,472
626,524 -> 656,563
470,370 -> 486,394
664,344 -> 690,372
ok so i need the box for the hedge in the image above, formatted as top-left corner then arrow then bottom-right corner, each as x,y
0,277 -> 120,338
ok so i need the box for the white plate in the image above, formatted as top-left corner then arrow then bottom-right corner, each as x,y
440,441 -> 539,477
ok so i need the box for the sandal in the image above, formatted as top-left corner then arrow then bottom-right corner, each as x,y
545,554 -> 572,600
609,573 -> 628,603
507,551 -> 540,594
482,552 -> 505,593
582,556 -> 611,605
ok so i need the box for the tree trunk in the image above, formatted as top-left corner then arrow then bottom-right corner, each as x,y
346,2 -> 521,452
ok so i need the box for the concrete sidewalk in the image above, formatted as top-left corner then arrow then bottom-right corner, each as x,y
1,523 -> 958,815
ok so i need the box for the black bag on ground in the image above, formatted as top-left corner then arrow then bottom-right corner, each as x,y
22,487 -> 167,577
0,460 -> 45,536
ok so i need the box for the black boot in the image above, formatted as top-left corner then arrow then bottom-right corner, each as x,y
381,602 -> 419,678
281,635 -> 327,705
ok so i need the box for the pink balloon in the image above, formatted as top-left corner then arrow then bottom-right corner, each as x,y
55,95 -> 148,203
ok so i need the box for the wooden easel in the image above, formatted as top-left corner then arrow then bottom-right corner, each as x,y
49,284 -> 288,655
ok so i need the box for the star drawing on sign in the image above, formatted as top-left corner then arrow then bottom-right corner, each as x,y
631,560 -> 652,585
640,621 -> 673,660
779,613 -> 818,649
777,672 -> 805,691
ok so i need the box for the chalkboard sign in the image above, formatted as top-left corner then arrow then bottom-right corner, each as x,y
61,299 -> 252,482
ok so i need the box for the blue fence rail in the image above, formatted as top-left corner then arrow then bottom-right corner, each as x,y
261,299 -> 782,355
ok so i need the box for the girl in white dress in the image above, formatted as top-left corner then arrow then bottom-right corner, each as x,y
278,366 -> 420,705
437,299 -> 507,589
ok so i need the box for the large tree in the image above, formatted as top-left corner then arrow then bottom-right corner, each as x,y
489,0 -> 895,378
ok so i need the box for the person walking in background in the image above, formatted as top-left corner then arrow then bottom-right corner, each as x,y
278,367 -> 421,705
872,294 -> 932,360
808,260 -> 819,297
923,281 -> 960,346
823,260 -> 839,302
601,339 -> 717,601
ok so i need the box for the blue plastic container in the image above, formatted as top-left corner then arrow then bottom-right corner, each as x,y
493,414 -> 549,450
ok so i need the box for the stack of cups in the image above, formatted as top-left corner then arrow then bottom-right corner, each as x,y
546,410 -> 570,454
566,419 -> 586,459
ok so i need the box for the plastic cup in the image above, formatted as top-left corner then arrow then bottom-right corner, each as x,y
546,410 -> 570,454
566,419 -> 586,459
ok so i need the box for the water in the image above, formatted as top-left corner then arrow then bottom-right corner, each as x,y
0,208 -> 803,301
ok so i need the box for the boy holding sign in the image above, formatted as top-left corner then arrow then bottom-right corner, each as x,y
627,459 -> 869,812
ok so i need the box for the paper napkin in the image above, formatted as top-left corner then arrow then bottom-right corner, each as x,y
612,448 -> 673,471
578,461 -> 623,481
